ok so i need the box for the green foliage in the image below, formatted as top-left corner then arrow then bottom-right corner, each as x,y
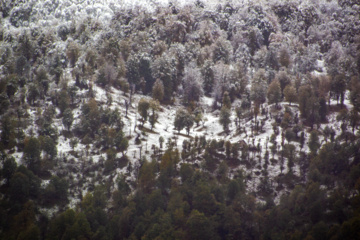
174,108 -> 193,135
308,131 -> 320,155
62,108 -> 74,131
43,175 -> 68,206
23,137 -> 41,174
219,107 -> 231,133
186,210 -> 216,240
1,115 -> 16,149
1,155 -> 17,184
138,98 -> 150,127
152,78 -> 164,102
267,80 -> 282,105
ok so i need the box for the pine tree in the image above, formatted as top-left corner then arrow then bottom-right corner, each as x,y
62,108 -> 74,131
219,107 -> 231,133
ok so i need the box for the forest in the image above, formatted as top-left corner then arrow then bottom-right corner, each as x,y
1,0 -> 360,239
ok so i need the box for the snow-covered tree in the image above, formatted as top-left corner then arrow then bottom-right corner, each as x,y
219,107 -> 231,134
250,69 -> 267,106
151,53 -> 176,103
212,63 -> 231,107
182,66 -> 203,104
152,79 -> 164,102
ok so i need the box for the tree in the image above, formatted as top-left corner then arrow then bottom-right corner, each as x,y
183,66 -> 203,104
251,69 -> 267,106
41,136 -> 57,160
138,159 -> 157,193
152,79 -> 164,102
201,60 -> 215,96
23,137 -> 41,174
279,46 -> 291,68
212,63 -> 231,107
219,107 -> 231,133
1,156 -> 17,184
97,62 -> 117,88
27,83 -> 40,106
186,210 -> 216,240
222,91 -> 231,109
275,71 -> 291,96
267,80 -> 281,106
285,129 -> 295,143
138,98 -> 150,127
331,74 -> 346,106
36,66 -> 49,97
43,175 -> 68,205
349,109 -> 359,133
174,108 -> 187,134
298,85 -> 313,119
1,116 -> 16,149
159,136 -> 164,149
62,108 -> 74,131
212,37 -> 232,64
151,54 -> 175,102
308,131 -> 320,155
126,54 -> 140,90
284,85 -> 297,106
66,41 -> 80,67
350,78 -> 360,112
58,89 -> 70,114
149,100 -> 159,130
183,113 -> 194,135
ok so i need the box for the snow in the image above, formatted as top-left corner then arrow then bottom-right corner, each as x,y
2,0 -> 357,209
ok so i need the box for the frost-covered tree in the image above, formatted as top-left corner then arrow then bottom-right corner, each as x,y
294,44 -> 319,74
97,62 -> 117,88
174,108 -> 193,135
139,54 -> 154,94
275,71 -> 291,96
182,66 -> 203,104
201,60 -> 215,96
250,69 -> 267,106
62,108 -> 74,131
278,46 -> 291,68
151,53 -> 176,103
212,37 -> 233,64
66,41 -> 80,67
212,63 -> 231,107
126,54 -> 140,90
219,107 -> 231,134
152,79 -> 164,102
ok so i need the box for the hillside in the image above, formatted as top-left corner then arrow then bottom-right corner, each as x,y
1,0 -> 360,239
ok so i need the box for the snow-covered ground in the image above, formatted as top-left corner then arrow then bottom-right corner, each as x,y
2,0 -> 357,209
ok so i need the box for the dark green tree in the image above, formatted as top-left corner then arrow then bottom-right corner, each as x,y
138,98 -> 150,127
62,108 -> 74,131
219,107 -> 231,133
23,137 -> 41,174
